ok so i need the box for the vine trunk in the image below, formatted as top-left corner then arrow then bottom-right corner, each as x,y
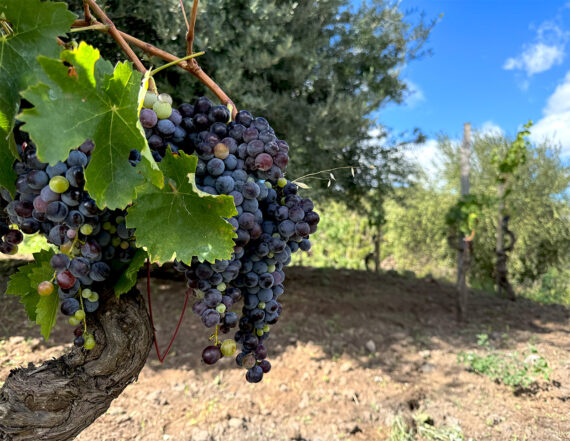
0,289 -> 152,441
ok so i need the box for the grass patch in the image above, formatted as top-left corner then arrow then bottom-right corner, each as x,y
458,334 -> 551,389
390,413 -> 468,441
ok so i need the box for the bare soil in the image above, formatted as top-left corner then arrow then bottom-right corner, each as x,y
1,264 -> 569,441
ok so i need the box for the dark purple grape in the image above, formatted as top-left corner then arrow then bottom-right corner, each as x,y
26,170 -> 49,190
60,298 -> 80,316
202,345 -> 222,365
201,309 -> 220,327
50,253 -> 70,270
4,229 -> 23,245
67,150 -> 88,167
74,336 -> 85,347
235,110 -> 253,127
65,166 -> 85,188
246,365 -> 263,383
78,140 -> 95,154
45,201 -> 69,222
69,257 -> 91,278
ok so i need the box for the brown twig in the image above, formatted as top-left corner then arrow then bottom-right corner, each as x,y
179,0 -> 190,32
186,0 -> 199,56
83,0 -> 147,74
83,0 -> 93,24
71,19 -> 237,117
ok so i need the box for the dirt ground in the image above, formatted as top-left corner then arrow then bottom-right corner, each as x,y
1,264 -> 569,441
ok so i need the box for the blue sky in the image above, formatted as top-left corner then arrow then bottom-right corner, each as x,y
374,0 -> 570,164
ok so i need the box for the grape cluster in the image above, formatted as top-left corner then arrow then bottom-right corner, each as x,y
1,91 -> 320,383
0,192 -> 23,255
139,92 -> 320,383
2,127 -> 137,350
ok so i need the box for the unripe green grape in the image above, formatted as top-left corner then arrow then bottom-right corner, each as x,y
216,303 -> 227,314
111,237 -> 121,247
84,334 -> 96,350
153,101 -> 172,119
258,301 -> 266,309
264,181 -> 272,189
80,224 -> 93,235
216,282 -> 226,292
82,288 -> 93,298
157,93 -> 173,105
69,317 -> 80,326
103,221 -> 112,230
120,241 -> 130,250
256,329 -> 264,336
195,290 -> 205,299
263,324 -> 270,333
75,310 -> 86,320
277,177 -> 287,187
267,264 -> 276,273
49,176 -> 70,193
143,92 -> 158,108
88,292 -> 99,302
220,339 -> 237,357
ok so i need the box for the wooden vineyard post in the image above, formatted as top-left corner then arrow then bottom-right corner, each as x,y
457,122 -> 471,321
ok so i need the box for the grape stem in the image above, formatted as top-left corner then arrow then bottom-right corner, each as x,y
146,259 -> 190,362
291,166 -> 361,183
70,24 -> 108,33
150,52 -> 205,76
71,18 -> 238,118
82,0 -> 147,74
78,289 -> 88,334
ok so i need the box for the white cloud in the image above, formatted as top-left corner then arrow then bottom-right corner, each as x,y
403,80 -> 425,108
503,43 -> 565,75
529,71 -> 570,156
479,121 -> 504,137
503,22 -> 568,77
405,139 -> 441,178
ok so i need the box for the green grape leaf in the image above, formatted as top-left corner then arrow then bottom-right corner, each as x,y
126,151 -> 237,264
0,0 -> 75,194
5,249 -> 55,323
35,286 -> 59,341
114,248 -> 147,297
20,42 -> 162,210
0,137 -> 17,196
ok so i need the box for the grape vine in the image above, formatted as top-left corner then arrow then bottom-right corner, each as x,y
0,0 -> 319,385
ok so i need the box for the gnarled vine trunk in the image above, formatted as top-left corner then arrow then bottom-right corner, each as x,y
0,289 -> 152,441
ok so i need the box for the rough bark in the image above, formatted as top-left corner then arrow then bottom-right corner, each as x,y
0,288 -> 152,441
374,230 -> 381,274
496,212 -> 516,301
456,239 -> 472,322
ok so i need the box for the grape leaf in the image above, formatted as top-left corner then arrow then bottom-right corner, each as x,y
35,285 -> 59,341
114,248 -> 147,297
126,151 -> 238,264
20,42 -> 162,210
0,0 -> 75,194
5,249 -> 55,323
